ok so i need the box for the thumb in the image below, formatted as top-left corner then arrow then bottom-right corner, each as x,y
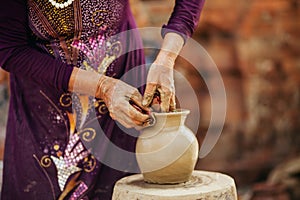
142,83 -> 156,107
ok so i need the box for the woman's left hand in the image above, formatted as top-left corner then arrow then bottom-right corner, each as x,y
142,32 -> 184,112
142,59 -> 176,112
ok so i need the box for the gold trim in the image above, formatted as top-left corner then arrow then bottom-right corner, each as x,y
83,155 -> 97,172
78,128 -> 96,142
59,93 -> 72,107
41,155 -> 52,168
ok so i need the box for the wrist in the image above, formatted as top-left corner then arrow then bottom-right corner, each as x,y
154,51 -> 176,68
69,68 -> 102,97
161,32 -> 184,55
95,75 -> 111,99
155,32 -> 184,68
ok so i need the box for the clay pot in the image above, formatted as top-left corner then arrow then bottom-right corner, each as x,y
136,109 -> 199,184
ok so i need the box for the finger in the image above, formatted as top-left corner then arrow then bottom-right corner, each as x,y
130,90 -> 150,114
142,83 -> 157,107
128,105 -> 150,124
142,114 -> 156,127
135,117 -> 155,131
114,103 -> 150,129
119,108 -> 150,129
112,112 -> 135,129
133,115 -> 156,130
109,109 -> 136,128
158,86 -> 172,112
169,93 -> 176,112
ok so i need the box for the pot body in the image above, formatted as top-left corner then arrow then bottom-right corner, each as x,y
136,109 -> 199,184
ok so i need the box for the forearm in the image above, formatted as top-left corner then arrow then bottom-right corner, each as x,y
68,67 -> 102,97
155,32 -> 184,67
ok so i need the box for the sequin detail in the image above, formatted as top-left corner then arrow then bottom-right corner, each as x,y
72,26 -> 122,75
28,0 -> 124,67
80,0 -> 124,37
69,182 -> 88,200
64,134 -> 89,167
52,133 -> 90,191
51,156 -> 81,191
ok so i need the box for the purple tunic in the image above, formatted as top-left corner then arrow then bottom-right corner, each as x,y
0,0 -> 204,199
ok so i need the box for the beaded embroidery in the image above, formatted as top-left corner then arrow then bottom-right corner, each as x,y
28,0 -> 124,67
51,156 -> 81,191
48,0 -> 74,9
69,182 -> 88,200
72,26 -> 122,75
28,0 -> 126,197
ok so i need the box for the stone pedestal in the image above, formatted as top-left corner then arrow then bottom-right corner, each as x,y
112,170 -> 238,200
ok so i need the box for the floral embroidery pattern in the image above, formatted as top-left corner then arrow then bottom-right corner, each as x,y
72,26 -> 122,75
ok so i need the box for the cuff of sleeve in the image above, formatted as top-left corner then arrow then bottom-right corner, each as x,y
161,25 -> 190,45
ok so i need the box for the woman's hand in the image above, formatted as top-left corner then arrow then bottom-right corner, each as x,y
95,75 -> 151,129
142,32 -> 184,112
142,60 -> 176,112
69,68 -> 151,129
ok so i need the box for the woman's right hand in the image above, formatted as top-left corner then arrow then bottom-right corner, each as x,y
69,68 -> 151,129
95,75 -> 151,129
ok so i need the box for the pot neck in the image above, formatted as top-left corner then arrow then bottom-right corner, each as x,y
151,109 -> 190,130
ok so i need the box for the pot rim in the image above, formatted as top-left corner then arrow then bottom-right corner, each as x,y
152,109 -> 190,117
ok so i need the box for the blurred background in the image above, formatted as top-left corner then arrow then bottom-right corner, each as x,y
1,0 -> 300,199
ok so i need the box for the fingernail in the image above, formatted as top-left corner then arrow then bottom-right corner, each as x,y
148,114 -> 156,126
142,99 -> 148,106
147,118 -> 155,126
143,121 -> 150,127
143,115 -> 156,127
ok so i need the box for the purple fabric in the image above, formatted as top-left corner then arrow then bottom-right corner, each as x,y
0,0 -> 73,92
0,0 -> 205,199
162,0 -> 205,42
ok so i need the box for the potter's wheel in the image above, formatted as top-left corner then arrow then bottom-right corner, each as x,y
112,170 -> 238,200
128,172 -> 213,189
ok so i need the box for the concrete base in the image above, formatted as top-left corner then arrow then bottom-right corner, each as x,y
112,170 -> 238,200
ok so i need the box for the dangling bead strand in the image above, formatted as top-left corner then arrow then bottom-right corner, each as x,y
48,0 -> 74,9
